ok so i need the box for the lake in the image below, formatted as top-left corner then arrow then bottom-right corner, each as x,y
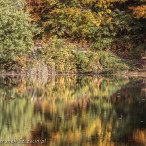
0,75 -> 145,146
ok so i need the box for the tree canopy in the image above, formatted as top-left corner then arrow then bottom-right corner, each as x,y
25,0 -> 145,53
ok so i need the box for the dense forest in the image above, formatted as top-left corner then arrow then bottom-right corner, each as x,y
0,0 -> 145,74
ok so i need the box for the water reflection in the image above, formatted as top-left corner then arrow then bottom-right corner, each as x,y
0,75 -> 145,146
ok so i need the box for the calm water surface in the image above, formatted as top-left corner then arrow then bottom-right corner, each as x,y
0,75 -> 145,146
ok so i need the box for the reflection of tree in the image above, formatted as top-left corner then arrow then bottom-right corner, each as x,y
133,129 -> 146,145
27,76 -> 131,145
31,97 -> 114,146
0,76 -> 145,146
0,98 -> 42,140
0,77 -> 42,140
31,77 -> 145,146
28,75 -> 130,101
110,80 -> 146,145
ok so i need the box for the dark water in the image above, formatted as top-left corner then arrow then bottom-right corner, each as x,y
0,75 -> 145,146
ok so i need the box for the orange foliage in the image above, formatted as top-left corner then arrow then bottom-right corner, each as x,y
133,129 -> 146,145
129,0 -> 146,19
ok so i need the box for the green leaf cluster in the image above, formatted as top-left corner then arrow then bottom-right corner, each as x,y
0,0 -> 36,71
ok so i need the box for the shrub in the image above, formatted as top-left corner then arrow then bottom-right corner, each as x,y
39,37 -> 135,74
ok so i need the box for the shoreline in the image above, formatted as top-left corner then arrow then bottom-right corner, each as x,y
0,71 -> 145,77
